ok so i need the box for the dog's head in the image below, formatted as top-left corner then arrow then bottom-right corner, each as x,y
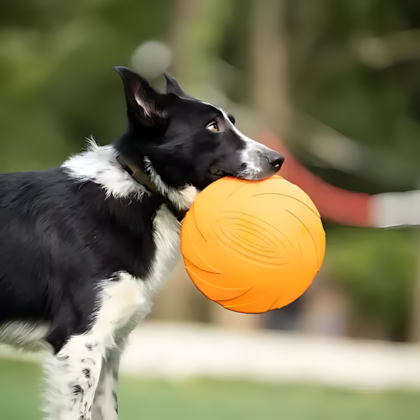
113,67 -> 284,191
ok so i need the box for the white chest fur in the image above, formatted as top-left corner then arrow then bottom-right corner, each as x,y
147,205 -> 182,291
92,204 -> 182,347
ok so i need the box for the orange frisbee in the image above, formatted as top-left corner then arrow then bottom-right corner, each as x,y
180,176 -> 325,314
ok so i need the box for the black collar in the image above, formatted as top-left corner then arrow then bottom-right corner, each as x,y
116,154 -> 187,222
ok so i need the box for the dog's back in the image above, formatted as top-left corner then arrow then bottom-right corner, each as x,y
0,169 -> 98,346
0,169 -> 65,320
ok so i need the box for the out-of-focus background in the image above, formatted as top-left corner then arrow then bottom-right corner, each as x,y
2,0 -> 420,419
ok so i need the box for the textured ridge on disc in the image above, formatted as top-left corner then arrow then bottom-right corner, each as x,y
181,210 -> 220,274
181,175 -> 326,314
210,212 -> 293,267
184,264 -> 252,301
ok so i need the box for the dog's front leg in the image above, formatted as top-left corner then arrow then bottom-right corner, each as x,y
44,334 -> 104,420
43,272 -> 148,420
91,344 -> 124,420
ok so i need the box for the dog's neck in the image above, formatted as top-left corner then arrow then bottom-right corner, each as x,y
115,154 -> 186,221
62,138 -> 197,217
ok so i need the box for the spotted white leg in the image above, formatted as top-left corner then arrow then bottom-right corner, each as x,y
43,272 -> 152,420
92,344 -> 124,420
44,335 -> 104,420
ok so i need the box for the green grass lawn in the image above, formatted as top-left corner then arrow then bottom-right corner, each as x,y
0,357 -> 419,420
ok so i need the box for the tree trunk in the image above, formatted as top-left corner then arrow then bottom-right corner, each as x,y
250,0 -> 291,140
168,0 -> 232,87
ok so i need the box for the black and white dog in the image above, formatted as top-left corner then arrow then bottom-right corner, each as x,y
0,67 -> 284,419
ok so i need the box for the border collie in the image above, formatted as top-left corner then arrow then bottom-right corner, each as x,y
0,67 -> 284,420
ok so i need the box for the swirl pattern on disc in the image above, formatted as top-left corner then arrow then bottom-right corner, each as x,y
211,213 -> 292,267
181,176 -> 325,314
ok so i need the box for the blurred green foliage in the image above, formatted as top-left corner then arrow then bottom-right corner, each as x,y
286,0 -> 420,193
327,228 -> 416,340
0,0 -> 171,171
283,0 -> 420,341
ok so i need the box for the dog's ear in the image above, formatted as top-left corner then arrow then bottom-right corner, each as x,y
113,66 -> 167,127
164,72 -> 187,97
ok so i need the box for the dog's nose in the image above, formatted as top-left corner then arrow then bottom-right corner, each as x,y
266,151 -> 285,171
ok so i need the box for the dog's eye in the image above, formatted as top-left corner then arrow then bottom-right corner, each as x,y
206,121 -> 220,132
